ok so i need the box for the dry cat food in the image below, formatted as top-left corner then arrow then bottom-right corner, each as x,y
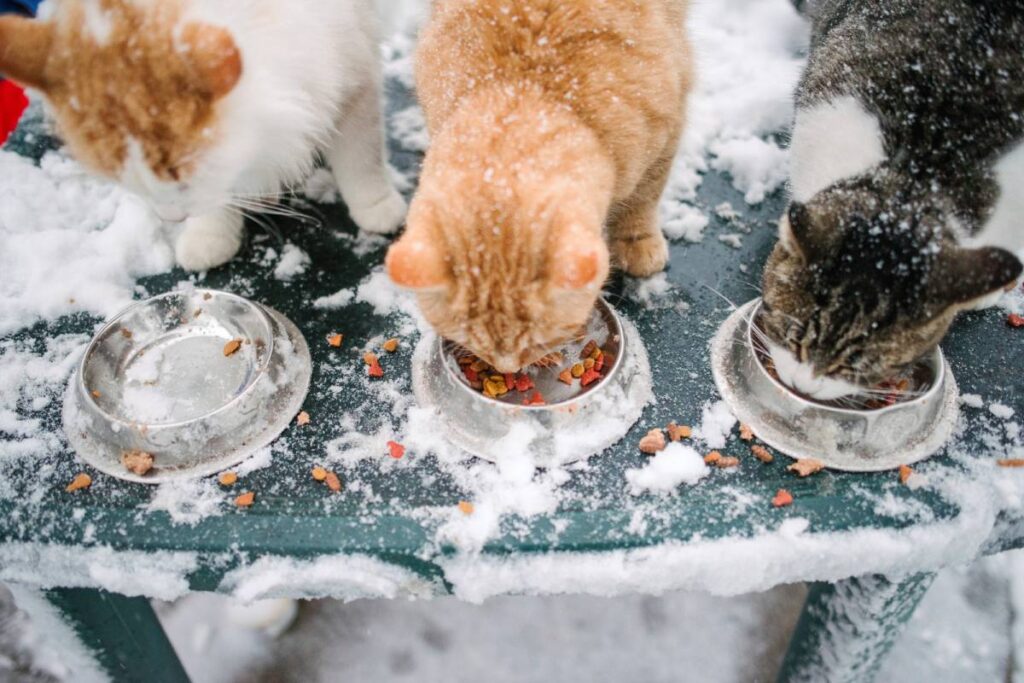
638,428 -> 667,454
750,445 -> 773,463
772,489 -> 794,508
666,422 -> 692,441
458,338 -> 612,402
383,338 -> 400,352
296,411 -> 311,426
327,333 -> 344,348
324,471 -> 342,493
234,491 -> 255,507
899,464 -> 913,483
739,424 -> 754,441
65,473 -> 92,492
363,351 -> 385,378
223,339 -> 242,357
788,458 -> 825,477
387,440 -> 406,460
997,459 -> 1024,468
1008,314 -> 1024,328
311,466 -> 328,481
715,455 -> 740,469
458,500 -> 475,515
704,451 -> 722,465
218,471 -> 238,486
121,449 -> 154,476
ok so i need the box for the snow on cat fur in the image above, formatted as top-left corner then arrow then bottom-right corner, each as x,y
5,0 -> 406,271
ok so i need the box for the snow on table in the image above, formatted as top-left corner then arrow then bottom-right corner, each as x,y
0,0 -> 1022,604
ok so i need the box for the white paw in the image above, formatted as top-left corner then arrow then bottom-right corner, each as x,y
349,189 -> 407,235
225,598 -> 299,638
175,211 -> 244,271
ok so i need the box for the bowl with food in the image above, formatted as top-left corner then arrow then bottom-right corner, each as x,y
412,299 -> 652,467
63,289 -> 312,483
711,299 -> 959,471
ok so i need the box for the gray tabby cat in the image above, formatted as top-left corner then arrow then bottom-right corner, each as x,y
761,0 -> 1024,400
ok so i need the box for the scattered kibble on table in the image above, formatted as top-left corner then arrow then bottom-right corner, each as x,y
772,489 -> 794,508
387,441 -> 406,459
704,451 -> 722,465
324,471 -> 342,492
458,500 -> 475,515
218,471 -> 238,486
383,338 -> 400,352
296,411 -> 311,426
750,445 -> 773,463
638,429 -> 667,454
311,466 -> 328,481
898,464 -> 913,483
65,473 -> 92,492
327,333 -> 343,347
788,458 -> 825,477
234,491 -> 255,507
1008,314 -> 1024,328
997,459 -> 1024,468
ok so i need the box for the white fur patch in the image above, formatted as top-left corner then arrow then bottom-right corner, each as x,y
967,140 -> 1024,254
789,96 -> 886,203
764,338 -> 862,401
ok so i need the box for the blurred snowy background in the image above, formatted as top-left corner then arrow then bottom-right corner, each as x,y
0,0 -> 1021,681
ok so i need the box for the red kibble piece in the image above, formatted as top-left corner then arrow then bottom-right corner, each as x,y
558,369 -> 573,385
368,362 -> 384,378
387,441 -> 405,459
580,368 -> 601,387
523,391 -> 546,406
772,489 -> 794,508
1008,314 -> 1024,328
515,375 -> 534,393
464,367 -> 479,383
594,354 -> 605,372
504,373 -> 516,390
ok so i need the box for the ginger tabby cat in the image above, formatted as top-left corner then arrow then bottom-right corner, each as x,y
387,0 -> 692,372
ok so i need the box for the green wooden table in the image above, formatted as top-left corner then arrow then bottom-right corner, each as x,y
2,89 -> 1023,682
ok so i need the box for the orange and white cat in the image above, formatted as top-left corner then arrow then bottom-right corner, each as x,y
0,0 -> 406,271
387,0 -> 692,372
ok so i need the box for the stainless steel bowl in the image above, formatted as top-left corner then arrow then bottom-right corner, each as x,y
412,299 -> 653,467
63,289 -> 312,483
711,299 -> 959,471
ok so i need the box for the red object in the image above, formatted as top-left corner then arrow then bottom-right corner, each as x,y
522,391 -> 545,406
0,80 -> 28,145
514,375 -> 534,393
387,441 -> 405,459
580,368 -> 601,387
772,489 -> 794,508
1008,313 -> 1024,328
368,362 -> 384,378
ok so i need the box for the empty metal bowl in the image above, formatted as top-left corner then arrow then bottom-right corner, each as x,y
63,289 -> 312,483
412,299 -> 653,467
711,299 -> 959,471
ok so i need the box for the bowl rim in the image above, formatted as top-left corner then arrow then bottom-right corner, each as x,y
438,298 -> 627,412
77,288 -> 278,430
746,299 -> 945,416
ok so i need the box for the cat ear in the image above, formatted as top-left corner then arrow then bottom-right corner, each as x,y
386,204 -> 448,289
179,23 -> 243,98
781,202 -> 816,259
550,225 -> 609,290
0,16 -> 53,90
930,246 -> 1023,307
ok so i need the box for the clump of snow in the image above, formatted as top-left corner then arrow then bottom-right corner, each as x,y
718,233 -> 744,249
709,137 -> 790,205
218,554 -> 439,603
990,403 -> 1015,420
960,393 -> 984,409
695,400 -> 738,449
313,288 -> 355,310
147,479 -> 225,526
0,151 -> 173,335
625,443 -> 710,496
661,203 -> 710,242
273,243 -> 310,281
623,272 -> 675,309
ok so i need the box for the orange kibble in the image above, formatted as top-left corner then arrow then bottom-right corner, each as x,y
580,368 -> 601,386
704,451 -> 722,465
558,369 -> 573,385
363,352 -> 379,366
666,422 -> 692,441
327,333 -> 343,348
368,362 -> 384,378
788,458 -> 825,478
772,489 -> 794,508
296,411 -> 311,426
311,466 -> 328,481
583,357 -> 595,370
751,445 -> 774,463
739,424 -> 754,441
383,338 -> 400,353
716,456 -> 740,469
387,441 -> 406,459
898,464 -> 913,483
65,473 -> 92,492
218,471 -> 238,486
458,500 -> 475,515
570,363 -> 585,378
91,390 -> 101,398
324,471 -> 342,492
997,459 -> 1024,468
223,339 -> 242,357
235,491 -> 255,507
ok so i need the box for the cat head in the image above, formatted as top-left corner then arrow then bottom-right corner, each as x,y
0,2 -> 243,221
386,191 -> 609,373
761,176 -> 1021,398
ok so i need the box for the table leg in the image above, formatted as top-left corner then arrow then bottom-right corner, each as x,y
776,572 -> 936,683
11,585 -> 189,682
